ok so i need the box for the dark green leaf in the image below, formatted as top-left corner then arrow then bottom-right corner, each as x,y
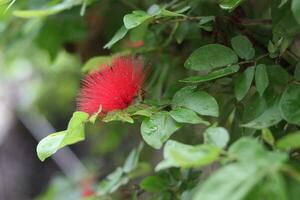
292,0 -> 300,24
184,44 -> 238,72
104,26 -> 128,49
180,65 -> 239,83
231,35 -> 255,60
266,65 -> 289,85
234,66 -> 255,101
140,175 -> 169,192
294,62 -> 300,81
172,86 -> 219,117
242,100 -> 282,129
255,64 -> 269,96
280,84 -> 300,126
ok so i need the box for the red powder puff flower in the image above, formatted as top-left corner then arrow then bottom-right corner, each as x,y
77,57 -> 146,115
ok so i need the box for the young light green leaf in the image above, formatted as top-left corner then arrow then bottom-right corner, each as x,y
104,26 -> 128,49
276,131 -> 300,150
123,10 -> 152,29
280,84 -> 300,126
140,175 -> 169,192
37,111 -> 89,161
169,107 -> 210,125
102,110 -> 134,124
255,64 -> 269,96
13,0 -> 82,18
156,140 -> 221,170
184,44 -> 238,72
204,127 -> 230,149
231,35 -> 255,60
219,0 -> 243,10
234,66 -> 255,101
141,112 -> 181,149
172,86 -> 219,117
262,128 -> 275,146
81,56 -> 112,73
180,65 -> 239,83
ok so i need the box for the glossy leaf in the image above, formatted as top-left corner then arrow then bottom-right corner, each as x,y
184,44 -> 238,72
219,0 -> 243,10
242,100 -> 282,129
172,86 -> 219,117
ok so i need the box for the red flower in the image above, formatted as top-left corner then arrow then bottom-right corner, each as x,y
77,57 -> 145,115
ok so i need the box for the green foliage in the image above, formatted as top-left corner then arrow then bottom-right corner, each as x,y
2,0 -> 300,199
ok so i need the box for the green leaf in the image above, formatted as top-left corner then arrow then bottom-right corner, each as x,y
280,84 -> 300,126
102,110 -> 134,124
255,64 -> 269,96
140,175 -> 169,192
104,26 -> 128,49
13,0 -> 82,18
231,35 -> 255,60
123,10 -> 152,29
294,62 -> 300,81
169,107 -> 210,125
37,111 -> 89,161
97,167 -> 128,195
89,105 -> 102,124
141,112 -> 181,149
123,143 -> 144,173
234,66 -> 255,101
156,140 -> 221,170
276,131 -> 300,150
81,56 -> 112,73
242,100 -> 282,129
97,143 -> 147,195
219,0 -> 244,10
266,65 -> 289,85
172,86 -> 219,117
184,44 -> 238,72
262,129 -> 275,146
204,127 -> 230,149
192,138 -> 287,200
180,65 -> 240,83
292,0 -> 300,24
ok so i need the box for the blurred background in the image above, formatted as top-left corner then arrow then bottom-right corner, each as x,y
0,1 -> 151,199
